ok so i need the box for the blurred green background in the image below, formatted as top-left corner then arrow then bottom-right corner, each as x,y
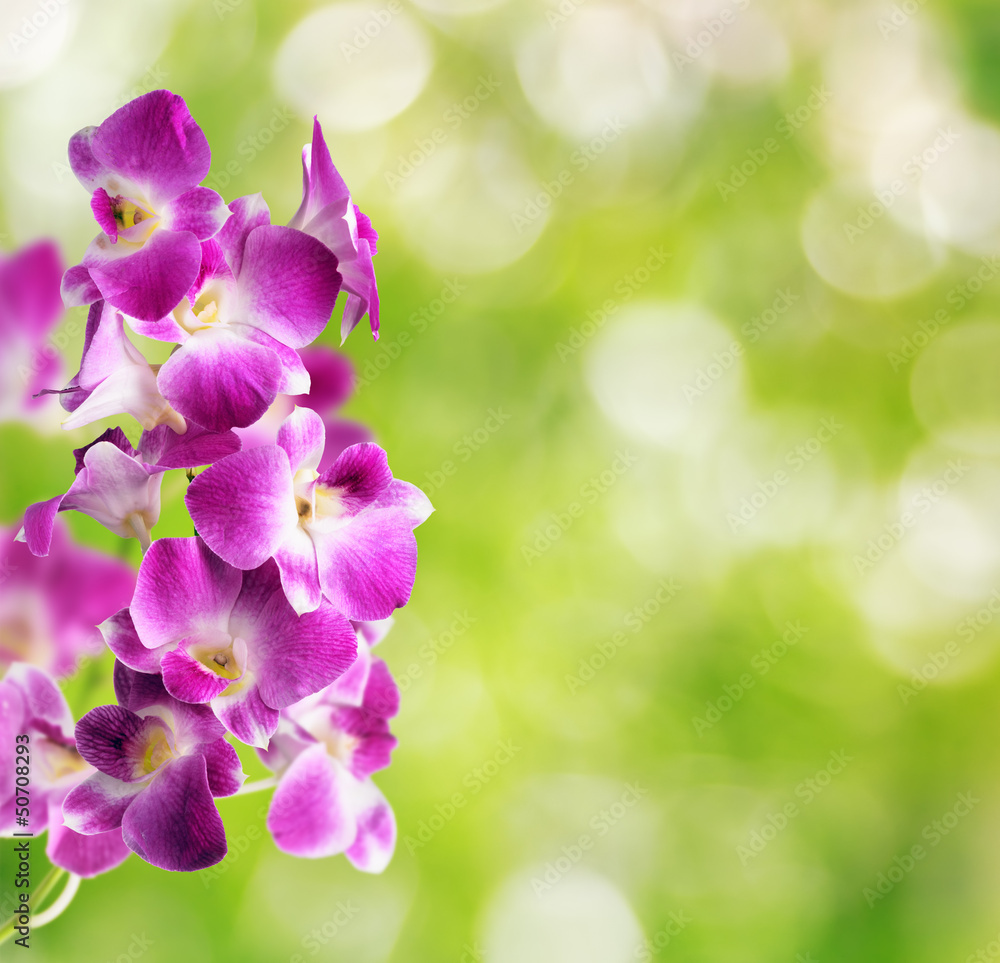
4,0 -> 1000,960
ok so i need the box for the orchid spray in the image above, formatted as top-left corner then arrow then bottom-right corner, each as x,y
1,90 -> 430,946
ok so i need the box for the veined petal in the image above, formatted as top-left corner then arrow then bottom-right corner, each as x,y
101,609 -> 170,675
130,537 -> 242,649
62,771 -> 144,835
186,446 -> 298,569
139,422 -> 241,469
319,443 -> 393,516
84,229 -> 202,323
277,406 -> 326,475
274,527 -> 322,616
68,126 -> 111,194
236,323 -> 311,395
315,510 -> 417,622
161,646 -> 232,704
120,753 -> 227,871
267,745 -> 356,858
195,739 -> 244,797
75,704 -> 168,782
345,778 -> 395,873
157,328 -> 283,432
90,90 -> 212,205
372,479 -> 434,527
17,495 -> 63,557
218,193 -> 271,279
162,187 -> 229,240
237,226 -> 341,349
46,801 -> 130,877
211,684 -> 279,749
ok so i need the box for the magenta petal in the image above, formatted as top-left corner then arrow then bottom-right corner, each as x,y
325,640 -> 372,707
131,537 -> 242,648
62,771 -> 144,835
61,264 -> 101,308
218,193 -> 271,278
139,422 -> 241,469
232,562 -> 357,708
316,511 -> 417,622
121,754 -> 227,871
277,406 -> 326,475
238,226 -> 342,349
101,609 -> 168,674
237,324 -> 311,395
164,187 -> 229,239
211,685 -> 279,749
345,779 -> 395,873
321,443 -> 393,516
186,446 -> 297,569
158,327 -> 283,432
161,647 -> 232,704
293,347 -> 357,412
195,739 -> 244,797
273,528 -> 322,616
75,704 -> 167,781
91,90 -> 211,204
46,804 -> 130,877
90,188 -> 120,241
18,494 -> 63,557
68,126 -> 111,193
85,229 -> 202,322
267,746 -> 356,858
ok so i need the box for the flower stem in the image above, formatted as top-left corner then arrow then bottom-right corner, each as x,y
126,513 -> 152,553
236,776 -> 276,796
0,866 -> 70,947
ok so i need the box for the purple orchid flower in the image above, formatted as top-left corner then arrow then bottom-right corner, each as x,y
0,663 -> 131,877
18,422 -> 240,558
0,240 -> 65,424
289,118 -> 380,342
62,90 -> 230,323
101,537 -> 358,748
0,522 -> 135,678
62,662 -> 244,872
258,637 -> 399,871
235,345 -> 373,474
48,300 -> 185,434
186,406 -> 433,618
121,194 -> 342,432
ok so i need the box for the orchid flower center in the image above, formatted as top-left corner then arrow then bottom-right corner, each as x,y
191,638 -> 245,681
141,728 -> 174,774
112,196 -> 152,230
175,279 -> 232,335
322,729 -> 360,763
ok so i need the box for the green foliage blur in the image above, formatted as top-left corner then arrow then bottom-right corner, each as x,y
3,1 -> 1000,961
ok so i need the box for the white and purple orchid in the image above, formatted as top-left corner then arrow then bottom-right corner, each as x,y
0,663 -> 131,878
103,537 -> 358,748
63,662 -> 245,872
18,423 -> 240,557
3,88 -> 429,912
258,635 -> 399,871
289,118 -> 380,343
63,90 -> 230,323
186,406 -> 432,618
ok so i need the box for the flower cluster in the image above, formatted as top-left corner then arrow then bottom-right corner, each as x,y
4,91 -> 430,883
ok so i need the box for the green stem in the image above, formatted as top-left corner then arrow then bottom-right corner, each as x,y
0,866 -> 67,947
